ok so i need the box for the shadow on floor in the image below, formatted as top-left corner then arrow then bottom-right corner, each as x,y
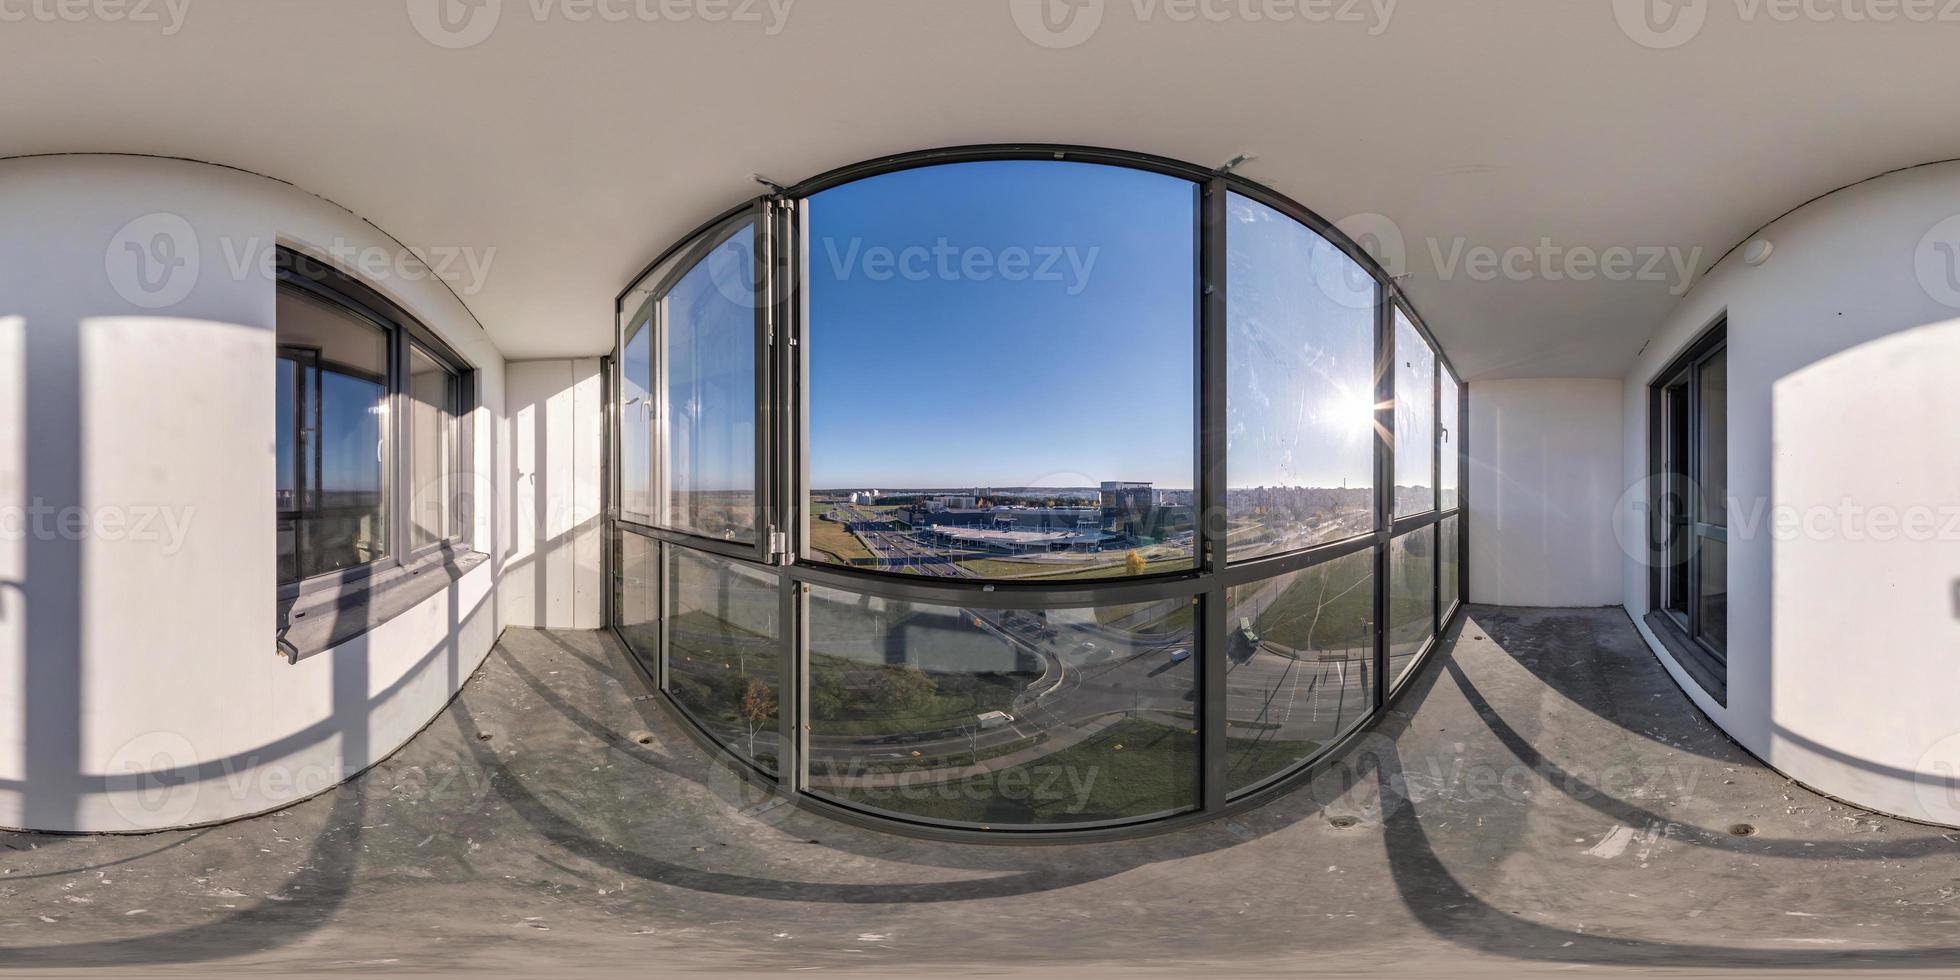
3,606 -> 1960,974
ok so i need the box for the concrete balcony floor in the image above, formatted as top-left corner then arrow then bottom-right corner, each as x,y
4,608 -> 1959,976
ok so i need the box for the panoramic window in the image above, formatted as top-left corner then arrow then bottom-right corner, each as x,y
1388,526 -> 1436,688
1439,513 -> 1461,618
805,584 -> 1199,826
804,160 -> 1197,581
1393,310 -> 1436,518
665,546 -> 781,770
661,224 -> 759,542
1224,549 -> 1375,795
276,251 -> 474,588
275,283 -> 391,583
619,305 -> 654,523
407,344 -> 464,551
1439,365 -> 1460,511
1226,193 -> 1376,561
1652,325 -> 1727,681
608,149 -> 1467,837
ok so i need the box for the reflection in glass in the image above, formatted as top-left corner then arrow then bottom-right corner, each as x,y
663,226 -> 758,542
1388,526 -> 1436,687
620,310 -> 653,522
805,161 -> 1197,581
276,285 -> 389,582
1697,537 -> 1726,654
1440,367 -> 1460,511
1439,514 -> 1460,617
1224,549 -> 1374,794
615,529 -> 657,671
806,584 -> 1199,826
1226,193 -> 1376,561
408,344 -> 458,550
1393,310 -> 1436,517
666,547 -> 781,770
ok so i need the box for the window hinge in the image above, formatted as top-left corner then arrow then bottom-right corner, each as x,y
768,527 -> 789,560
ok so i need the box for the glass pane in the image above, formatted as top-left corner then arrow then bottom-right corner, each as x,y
806,584 -> 1199,827
408,345 -> 456,550
276,355 -> 300,582
1226,193 -> 1376,561
1697,348 -> 1727,528
663,225 -> 758,542
1662,379 -> 1692,616
1388,526 -> 1436,687
307,369 -> 388,576
615,530 -> 658,670
1439,514 -> 1460,616
1224,549 -> 1374,794
806,161 -> 1197,581
276,286 -> 390,580
1696,536 -> 1726,654
1393,310 -> 1436,517
620,311 -> 654,522
665,547 -> 780,771
1440,367 -> 1460,511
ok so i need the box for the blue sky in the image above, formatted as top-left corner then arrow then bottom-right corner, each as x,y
807,160 -> 1197,490
1225,193 -> 1378,490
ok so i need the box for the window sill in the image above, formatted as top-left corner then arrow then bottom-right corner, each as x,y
277,548 -> 488,664
1641,610 -> 1727,706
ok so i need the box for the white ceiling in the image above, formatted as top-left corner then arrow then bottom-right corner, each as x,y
4,0 -> 1957,378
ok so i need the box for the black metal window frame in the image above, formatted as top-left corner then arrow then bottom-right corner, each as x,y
1643,316 -> 1728,704
605,145 -> 1468,843
276,246 -> 478,601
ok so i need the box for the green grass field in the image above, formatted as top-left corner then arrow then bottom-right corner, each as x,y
821,716 -> 1199,825
810,507 -> 877,565
1243,550 -> 1376,652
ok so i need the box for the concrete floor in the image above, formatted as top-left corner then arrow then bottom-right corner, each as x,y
4,607 -> 1960,976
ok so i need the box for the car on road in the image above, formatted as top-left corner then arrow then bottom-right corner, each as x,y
1079,641 -> 1097,652
1167,648 -> 1191,664
976,711 -> 1015,731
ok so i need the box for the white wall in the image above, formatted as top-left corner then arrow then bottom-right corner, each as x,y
0,155 -> 507,832
1621,161 -> 1960,827
499,358 -> 604,630
1466,379 -> 1623,607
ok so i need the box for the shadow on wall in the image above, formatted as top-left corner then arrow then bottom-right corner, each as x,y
499,358 -> 603,632
1767,316 -> 1960,822
0,312 -> 494,834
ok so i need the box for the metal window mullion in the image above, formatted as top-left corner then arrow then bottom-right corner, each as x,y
1373,283 -> 1393,711
1198,177 -> 1228,813
1432,349 -> 1442,638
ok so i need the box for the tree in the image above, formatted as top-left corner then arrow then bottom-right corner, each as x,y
1125,549 -> 1147,577
870,665 -> 938,715
738,676 -> 778,760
